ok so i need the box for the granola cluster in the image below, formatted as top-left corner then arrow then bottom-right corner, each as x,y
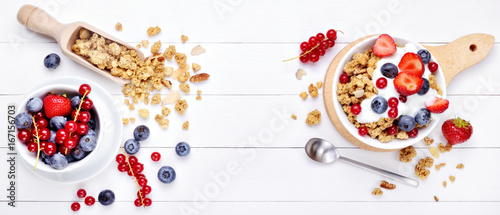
415,157 -> 434,180
305,109 -> 321,126
399,145 -> 416,162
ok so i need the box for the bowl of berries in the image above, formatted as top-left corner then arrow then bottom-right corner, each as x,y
332,34 -> 448,150
15,77 -> 123,183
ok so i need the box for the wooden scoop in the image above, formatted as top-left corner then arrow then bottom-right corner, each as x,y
323,34 -> 495,152
17,4 -> 144,85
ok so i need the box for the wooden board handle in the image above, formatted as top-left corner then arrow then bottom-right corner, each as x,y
424,33 -> 495,86
17,4 -> 63,41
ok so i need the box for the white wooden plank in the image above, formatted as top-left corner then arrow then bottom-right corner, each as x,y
3,0 -> 500,43
0,43 -> 498,95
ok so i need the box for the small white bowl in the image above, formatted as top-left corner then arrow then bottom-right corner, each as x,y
16,77 -> 122,183
333,35 -> 446,150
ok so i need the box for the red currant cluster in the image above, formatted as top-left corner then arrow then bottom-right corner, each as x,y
299,29 -> 338,63
115,153 -> 152,207
70,189 -> 96,211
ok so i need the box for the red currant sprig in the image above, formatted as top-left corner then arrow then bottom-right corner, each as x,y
119,148 -> 147,208
284,29 -> 343,63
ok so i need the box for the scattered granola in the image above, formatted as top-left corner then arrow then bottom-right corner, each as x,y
122,118 -> 129,125
399,146 -> 416,163
162,107 -> 171,116
435,163 -> 446,171
175,53 -> 188,68
296,69 -> 307,80
308,84 -> 319,98
138,109 -> 149,118
151,40 -> 161,53
192,63 -> 201,72
124,99 -> 130,105
424,136 -> 434,146
129,103 -> 135,110
380,181 -> 396,190
151,93 -> 162,105
434,196 -> 439,202
180,83 -> 190,93
300,92 -> 308,100
316,81 -> 323,89
182,121 -> 189,130
160,118 -> 169,129
178,71 -> 191,83
196,90 -> 202,101
371,188 -> 383,196
164,45 -> 176,61
291,114 -> 297,120
181,35 -> 189,43
141,40 -> 149,48
415,157 -> 434,180
449,175 -> 455,182
191,45 -> 206,55
115,22 -> 123,31
147,26 -> 161,37
136,44 -> 141,49
456,163 -> 464,169
429,146 -> 440,158
129,117 -> 136,123
442,181 -> 447,188
175,99 -> 188,115
305,109 -> 321,126
190,73 -> 210,82
438,143 -> 453,153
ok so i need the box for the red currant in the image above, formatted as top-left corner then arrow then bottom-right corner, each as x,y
143,198 -> 152,207
128,156 -> 138,165
33,111 -> 45,120
142,185 -> 152,195
133,163 -> 144,174
408,128 -> 418,138
151,152 -> 161,161
350,104 -> 362,115
326,39 -> 335,49
44,142 -> 57,155
70,133 -> 81,143
76,123 -> 89,135
77,189 -> 87,198
81,99 -> 93,111
79,84 -> 92,96
136,173 -> 146,179
71,202 -> 80,211
376,77 -> 388,89
299,52 -> 309,63
388,108 -> 398,118
358,127 -> 368,136
339,73 -> 349,84
387,125 -> 398,135
317,47 -> 325,56
320,40 -> 328,49
65,121 -> 78,133
85,196 -> 95,206
39,141 -> 47,151
300,42 -> 310,52
117,163 -> 128,172
116,154 -> 126,164
309,53 -> 319,63
388,97 -> 399,108
137,191 -> 145,198
17,129 -> 32,142
127,168 -> 134,176
134,198 -> 143,207
428,62 -> 438,72
35,118 -> 48,128
399,95 -> 407,103
316,33 -> 325,42
64,138 -> 78,149
326,29 -> 337,40
78,111 -> 91,123
59,145 -> 71,156
137,178 -> 148,187
27,142 -> 38,153
39,128 -> 51,140
308,36 -> 318,47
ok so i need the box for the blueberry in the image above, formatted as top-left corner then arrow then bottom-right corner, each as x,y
44,53 -> 61,69
50,116 -> 67,130
49,130 -> 56,143
27,97 -> 43,112
157,166 -> 176,183
87,118 -> 96,130
417,78 -> 430,95
415,108 -> 431,126
133,125 -> 150,141
175,142 -> 191,157
15,112 -> 33,129
371,96 -> 388,114
98,189 -> 115,206
124,139 -> 140,154
417,49 -> 431,64
71,96 -> 81,109
381,63 -> 398,79
71,145 -> 87,160
66,153 -> 76,163
87,129 -> 96,137
49,153 -> 68,170
398,115 -> 416,132
79,134 -> 97,152
41,152 -> 52,165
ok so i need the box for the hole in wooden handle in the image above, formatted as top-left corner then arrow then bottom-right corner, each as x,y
469,44 -> 477,52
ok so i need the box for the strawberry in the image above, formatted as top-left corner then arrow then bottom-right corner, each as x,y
373,34 -> 396,57
43,94 -> 72,119
393,72 -> 423,96
398,52 -> 424,77
442,117 -> 473,145
425,97 -> 449,114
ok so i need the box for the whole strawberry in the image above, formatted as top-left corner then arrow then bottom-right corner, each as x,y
43,94 -> 72,119
442,117 -> 473,145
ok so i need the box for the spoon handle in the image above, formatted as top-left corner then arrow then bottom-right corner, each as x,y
340,156 -> 419,187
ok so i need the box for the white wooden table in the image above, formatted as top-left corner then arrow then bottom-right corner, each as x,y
1,0 -> 500,214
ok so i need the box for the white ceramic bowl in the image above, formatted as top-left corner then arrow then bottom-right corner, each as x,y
333,35 -> 446,150
16,77 -> 122,183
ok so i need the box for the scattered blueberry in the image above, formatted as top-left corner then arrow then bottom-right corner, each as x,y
50,116 -> 67,130
417,49 -> 431,64
79,133 -> 97,152
27,97 -> 43,112
415,108 -> 431,126
49,153 -> 68,170
66,153 -> 76,163
381,63 -> 398,79
98,189 -> 115,206
398,115 -> 416,132
49,130 -> 56,143
418,78 -> 430,95
87,118 -> 96,130
371,96 -> 388,114
71,145 -> 87,160
15,112 -> 33,129
124,139 -> 140,154
175,142 -> 191,157
44,53 -> 61,69
71,96 -> 81,109
158,166 -> 176,183
133,125 -> 150,141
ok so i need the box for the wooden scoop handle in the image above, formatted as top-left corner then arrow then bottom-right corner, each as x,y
17,4 -> 63,42
424,33 -> 495,86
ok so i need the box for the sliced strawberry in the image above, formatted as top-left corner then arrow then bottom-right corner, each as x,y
43,95 -> 72,119
398,52 -> 424,77
373,34 -> 397,57
393,72 -> 423,96
425,97 -> 449,114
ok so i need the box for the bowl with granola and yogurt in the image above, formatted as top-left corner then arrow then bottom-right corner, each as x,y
333,34 -> 448,150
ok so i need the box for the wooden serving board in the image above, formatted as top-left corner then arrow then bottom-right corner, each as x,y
323,34 -> 495,152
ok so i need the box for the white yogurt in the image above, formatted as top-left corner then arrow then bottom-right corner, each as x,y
356,44 -> 442,123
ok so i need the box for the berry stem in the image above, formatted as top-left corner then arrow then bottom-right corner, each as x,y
73,90 -> 89,122
282,30 -> 344,62
31,114 -> 40,171
121,147 -> 145,208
